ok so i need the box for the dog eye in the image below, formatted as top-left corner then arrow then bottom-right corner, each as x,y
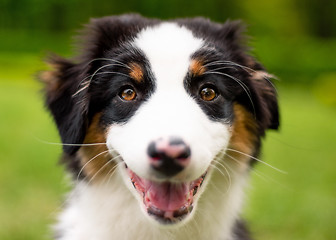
119,87 -> 137,101
200,87 -> 217,101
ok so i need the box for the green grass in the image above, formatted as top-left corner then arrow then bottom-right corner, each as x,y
0,55 -> 67,240
245,86 -> 336,239
0,53 -> 335,240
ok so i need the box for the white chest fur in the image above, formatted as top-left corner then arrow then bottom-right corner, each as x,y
55,163 -> 248,240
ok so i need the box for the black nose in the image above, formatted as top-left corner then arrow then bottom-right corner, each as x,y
147,136 -> 191,177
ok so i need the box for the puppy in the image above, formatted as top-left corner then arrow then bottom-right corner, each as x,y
41,14 -> 279,240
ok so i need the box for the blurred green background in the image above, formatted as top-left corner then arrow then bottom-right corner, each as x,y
0,0 -> 335,239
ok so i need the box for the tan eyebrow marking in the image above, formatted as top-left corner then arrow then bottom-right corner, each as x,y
129,62 -> 144,83
189,59 -> 206,77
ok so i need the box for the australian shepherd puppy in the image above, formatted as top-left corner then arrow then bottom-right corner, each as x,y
41,14 -> 279,240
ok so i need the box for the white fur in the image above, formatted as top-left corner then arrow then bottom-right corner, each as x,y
55,23 -> 250,240
107,23 -> 230,182
56,161 -> 248,240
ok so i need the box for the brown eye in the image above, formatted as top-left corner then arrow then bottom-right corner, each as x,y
120,88 -> 136,101
200,87 -> 217,101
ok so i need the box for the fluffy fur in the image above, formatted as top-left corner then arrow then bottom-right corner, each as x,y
41,14 -> 279,240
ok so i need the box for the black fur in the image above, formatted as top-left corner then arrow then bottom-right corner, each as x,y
41,14 -> 279,240
42,14 -> 155,154
179,18 -> 279,135
89,47 -> 156,126
42,14 -> 278,154
42,56 -> 89,155
233,220 -> 253,240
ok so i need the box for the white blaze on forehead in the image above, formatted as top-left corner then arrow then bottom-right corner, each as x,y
134,23 -> 204,88
107,23 -> 230,181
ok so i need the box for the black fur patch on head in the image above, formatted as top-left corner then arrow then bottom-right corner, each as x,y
41,14 -> 279,166
78,14 -> 159,63
87,46 -> 156,126
185,48 -> 244,123
176,18 -> 249,63
40,14 -> 157,155
178,18 -> 279,135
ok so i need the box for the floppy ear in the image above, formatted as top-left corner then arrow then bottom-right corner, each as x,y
215,21 -> 279,134
40,56 -> 88,155
180,18 -> 279,134
214,20 -> 280,133
248,70 -> 280,134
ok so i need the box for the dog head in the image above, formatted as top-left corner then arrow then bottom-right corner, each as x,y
41,14 -> 279,225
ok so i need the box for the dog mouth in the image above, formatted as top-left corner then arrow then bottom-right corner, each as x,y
125,165 -> 207,224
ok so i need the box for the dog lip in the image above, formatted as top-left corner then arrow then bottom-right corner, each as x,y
126,167 -> 207,223
147,205 -> 194,224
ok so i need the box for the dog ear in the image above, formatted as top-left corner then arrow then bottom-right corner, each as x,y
248,70 -> 280,134
215,21 -> 280,133
216,21 -> 279,134
40,56 -> 88,155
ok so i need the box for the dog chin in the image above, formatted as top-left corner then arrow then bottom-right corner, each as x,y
120,163 -> 208,226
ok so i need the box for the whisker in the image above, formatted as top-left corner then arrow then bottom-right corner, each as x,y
34,137 -> 107,147
77,60 -> 130,84
212,158 -> 232,184
225,152 -> 269,176
214,157 -> 236,175
204,71 -> 256,117
76,149 -> 112,181
207,66 -> 238,72
88,155 -> 121,184
72,82 -> 90,97
226,153 -> 275,183
208,181 -> 228,197
204,60 -> 278,93
225,148 -> 287,174
90,63 -> 126,83
224,153 -> 244,167
204,60 -> 255,73
93,71 -> 130,78
226,153 -> 291,190
78,70 -> 130,86
210,160 -> 232,193
207,165 -> 232,196
73,70 -> 131,97
105,161 -> 123,186
72,61 -> 131,98
85,58 -> 132,70
251,167 -> 292,191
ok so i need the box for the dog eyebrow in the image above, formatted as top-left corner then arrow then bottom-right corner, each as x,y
129,62 -> 144,83
189,59 -> 206,77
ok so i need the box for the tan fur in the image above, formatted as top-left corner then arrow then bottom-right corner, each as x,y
189,59 -> 206,77
77,114 -> 115,182
227,104 -> 258,166
129,62 -> 144,82
250,70 -> 274,82
39,66 -> 61,93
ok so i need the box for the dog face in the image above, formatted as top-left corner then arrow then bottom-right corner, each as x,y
41,14 -> 279,226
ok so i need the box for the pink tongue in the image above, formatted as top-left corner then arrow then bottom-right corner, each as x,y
145,181 -> 190,211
